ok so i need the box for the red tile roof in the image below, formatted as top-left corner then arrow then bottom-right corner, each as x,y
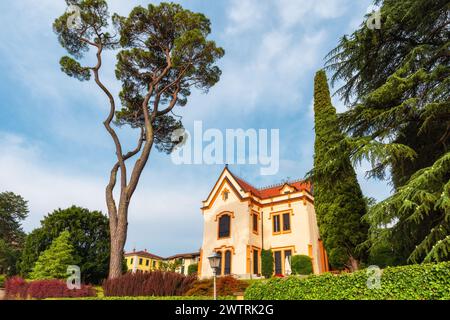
232,174 -> 312,199
124,250 -> 164,260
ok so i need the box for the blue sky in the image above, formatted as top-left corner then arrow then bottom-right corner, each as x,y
0,0 -> 390,257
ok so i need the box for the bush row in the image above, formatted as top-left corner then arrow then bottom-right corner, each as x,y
245,261 -> 450,300
186,276 -> 248,296
5,277 -> 96,299
51,296 -> 236,300
102,271 -> 196,297
0,275 -> 5,288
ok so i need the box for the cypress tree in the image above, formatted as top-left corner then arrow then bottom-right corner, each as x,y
313,70 -> 368,271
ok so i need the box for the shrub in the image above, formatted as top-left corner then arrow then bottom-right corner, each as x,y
27,280 -> 95,299
5,277 -> 95,299
53,296 -> 236,300
188,263 -> 198,275
291,255 -> 313,275
186,276 -> 248,296
245,261 -> 450,300
102,271 -> 196,297
5,277 -> 29,299
185,279 -> 212,296
261,249 -> 274,278
0,275 -> 6,288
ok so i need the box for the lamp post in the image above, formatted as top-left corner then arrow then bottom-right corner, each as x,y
207,252 -> 221,300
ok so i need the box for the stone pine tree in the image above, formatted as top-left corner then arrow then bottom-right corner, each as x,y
53,1 -> 224,278
30,231 -> 76,280
313,70 -> 368,271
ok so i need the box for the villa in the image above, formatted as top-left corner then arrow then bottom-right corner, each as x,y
198,166 -> 329,279
124,250 -> 200,275
124,166 -> 329,279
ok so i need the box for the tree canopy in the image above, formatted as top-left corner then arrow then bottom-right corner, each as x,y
325,0 -> 449,263
0,191 -> 28,275
0,191 -> 28,245
19,206 -> 110,284
30,230 -> 76,280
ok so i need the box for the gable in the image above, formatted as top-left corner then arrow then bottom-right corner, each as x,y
202,168 -> 248,209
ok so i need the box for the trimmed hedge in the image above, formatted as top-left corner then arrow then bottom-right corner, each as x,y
5,277 -> 95,299
51,296 -> 236,300
245,262 -> 450,300
102,271 -> 196,297
185,276 -> 248,296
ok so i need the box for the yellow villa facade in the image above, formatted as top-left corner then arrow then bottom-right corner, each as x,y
198,167 -> 329,279
124,250 -> 200,275
125,250 -> 164,273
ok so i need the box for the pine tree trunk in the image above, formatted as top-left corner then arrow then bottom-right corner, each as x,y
108,201 -> 129,279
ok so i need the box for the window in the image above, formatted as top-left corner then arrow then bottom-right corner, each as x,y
273,215 -> 281,233
224,250 -> 232,275
222,189 -> 230,201
272,211 -> 292,234
146,259 -> 149,266
130,258 -> 133,265
218,214 -> 231,238
273,249 -> 294,275
285,250 -> 292,262
252,212 -> 259,234
139,258 -> 143,265
283,213 -> 291,232
274,251 -> 282,275
152,261 -> 156,268
215,249 -> 233,276
253,249 -> 259,275
216,251 -> 223,276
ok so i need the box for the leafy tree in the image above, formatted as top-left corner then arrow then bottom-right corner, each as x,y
19,206 -> 110,284
0,192 -> 28,275
291,255 -> 313,275
159,259 -> 182,272
30,231 -> 76,280
261,249 -> 274,278
0,239 -> 21,275
53,1 -> 224,278
188,263 -> 198,275
326,0 -> 449,263
0,192 -> 28,246
313,70 -> 368,271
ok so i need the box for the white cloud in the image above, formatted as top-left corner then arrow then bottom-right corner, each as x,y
0,132 -> 205,254
276,0 -> 350,28
206,29 -> 327,113
225,0 -> 266,34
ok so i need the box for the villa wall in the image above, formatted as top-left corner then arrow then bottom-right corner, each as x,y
199,168 -> 327,279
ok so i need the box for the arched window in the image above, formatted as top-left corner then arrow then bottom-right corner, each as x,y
224,250 -> 232,275
218,214 -> 231,239
216,251 -> 223,276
